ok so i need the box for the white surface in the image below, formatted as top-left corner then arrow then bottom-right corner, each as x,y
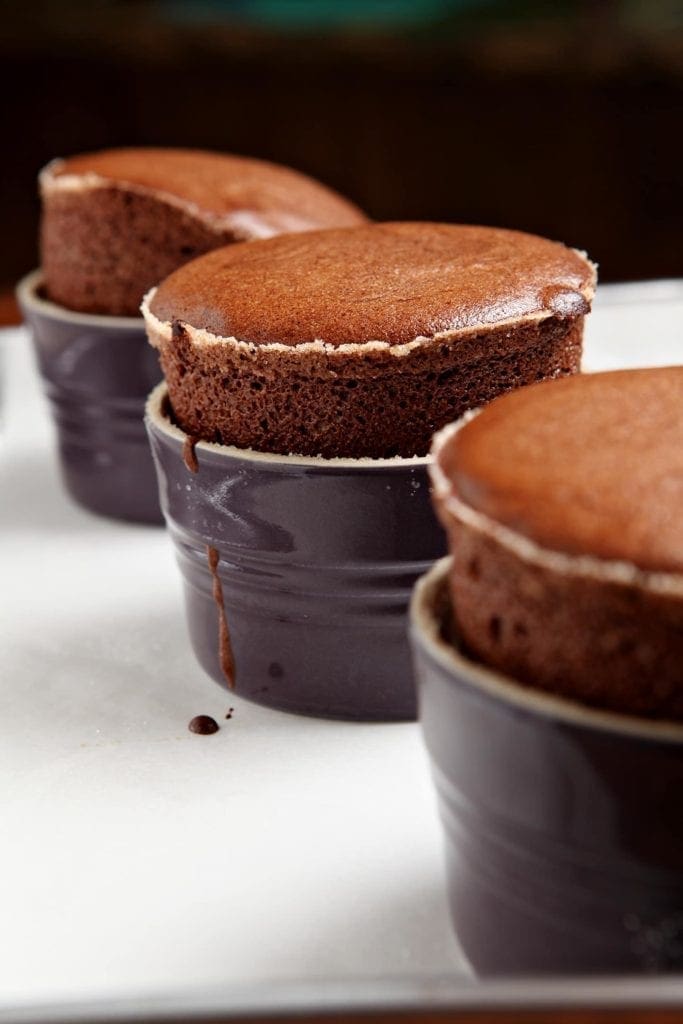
0,279 -> 682,1019
583,278 -> 683,370
0,326 -> 460,1012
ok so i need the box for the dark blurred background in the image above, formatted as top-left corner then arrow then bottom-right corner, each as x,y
2,0 -> 682,289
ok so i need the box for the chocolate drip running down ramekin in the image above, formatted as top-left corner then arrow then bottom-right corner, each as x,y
145,382 -> 445,720
17,270 -> 163,524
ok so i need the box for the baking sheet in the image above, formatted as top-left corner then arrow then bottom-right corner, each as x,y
1,280 -> 682,1021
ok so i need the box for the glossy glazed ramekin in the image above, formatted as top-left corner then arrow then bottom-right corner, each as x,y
17,270 -> 163,524
411,557 -> 683,975
146,382 -> 445,720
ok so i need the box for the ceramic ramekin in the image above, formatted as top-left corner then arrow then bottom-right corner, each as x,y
145,382 -> 445,720
17,270 -> 163,524
411,556 -> 683,975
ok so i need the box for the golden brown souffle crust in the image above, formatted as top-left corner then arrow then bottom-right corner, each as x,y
39,147 -> 367,316
431,367 -> 683,719
143,222 -> 596,459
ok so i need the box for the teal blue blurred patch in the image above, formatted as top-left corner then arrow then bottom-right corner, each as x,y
245,0 -> 457,27
159,0 -> 496,30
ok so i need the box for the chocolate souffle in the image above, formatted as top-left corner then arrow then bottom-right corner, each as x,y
40,147 -> 367,316
142,222 -> 596,459
431,367 -> 683,718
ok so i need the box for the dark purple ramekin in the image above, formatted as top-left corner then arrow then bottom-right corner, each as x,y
411,557 -> 683,976
146,382 -> 445,720
17,270 -> 163,524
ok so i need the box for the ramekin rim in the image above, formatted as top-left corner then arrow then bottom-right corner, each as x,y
411,556 -> 683,744
16,269 -> 144,329
145,380 -> 433,469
